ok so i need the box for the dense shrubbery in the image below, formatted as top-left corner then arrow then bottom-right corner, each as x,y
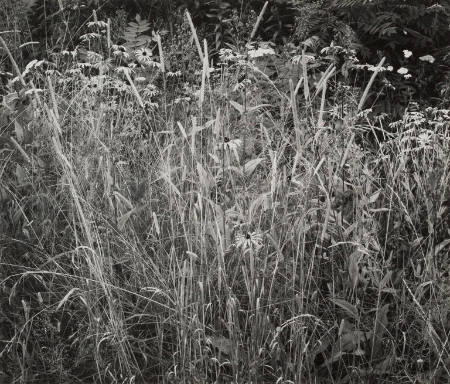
1,1 -> 450,383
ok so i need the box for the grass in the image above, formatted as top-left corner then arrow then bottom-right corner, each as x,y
0,9 -> 450,384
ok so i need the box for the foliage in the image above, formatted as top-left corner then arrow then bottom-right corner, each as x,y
122,14 -> 153,50
293,0 -> 450,114
1,3 -> 450,384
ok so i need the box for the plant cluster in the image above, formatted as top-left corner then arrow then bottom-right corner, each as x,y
0,3 -> 449,384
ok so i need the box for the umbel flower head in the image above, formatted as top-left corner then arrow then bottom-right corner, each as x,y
403,49 -> 413,58
419,55 -> 435,64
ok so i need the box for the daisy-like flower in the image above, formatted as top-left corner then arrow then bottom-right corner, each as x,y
135,48 -> 153,66
397,67 -> 408,75
234,231 -> 263,253
87,20 -> 108,29
61,50 -> 77,59
403,50 -> 413,58
215,137 -> 242,162
417,130 -> 433,148
142,83 -> 159,98
167,70 -> 182,77
112,44 -> 130,59
419,55 -> 435,64
219,48 -> 236,62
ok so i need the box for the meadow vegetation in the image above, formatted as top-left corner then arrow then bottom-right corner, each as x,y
1,1 -> 450,383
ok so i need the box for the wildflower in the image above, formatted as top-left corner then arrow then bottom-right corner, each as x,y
397,67 -> 408,75
112,45 -> 130,59
87,20 -> 108,29
246,42 -> 275,59
367,65 -> 379,72
115,66 -> 134,76
403,74 -> 412,79
234,231 -> 263,253
417,131 -> 432,148
167,70 -> 182,77
135,48 -> 153,66
233,78 -> 251,92
419,55 -> 435,64
80,32 -> 101,42
219,48 -> 236,62
403,50 -> 413,58
142,83 -> 159,97
387,65 -> 393,71
86,75 -> 106,92
214,137 -> 242,162
222,137 -> 241,151
174,96 -> 191,104
292,54 -> 315,65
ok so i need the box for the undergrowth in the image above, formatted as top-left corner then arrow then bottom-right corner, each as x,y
0,5 -> 449,384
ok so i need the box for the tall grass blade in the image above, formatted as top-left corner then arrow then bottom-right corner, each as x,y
249,1 -> 268,41
358,57 -> 386,112
185,10 -> 204,62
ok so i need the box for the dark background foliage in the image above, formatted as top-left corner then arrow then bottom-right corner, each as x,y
1,0 -> 449,114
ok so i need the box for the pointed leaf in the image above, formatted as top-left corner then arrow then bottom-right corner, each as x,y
118,208 -> 138,230
57,288 -> 79,311
330,298 -> 359,320
244,157 -> 263,177
229,100 -> 244,114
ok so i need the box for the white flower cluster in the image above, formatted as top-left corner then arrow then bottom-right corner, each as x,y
354,64 -> 393,72
246,42 -> 275,59
218,48 -> 245,63
419,55 -> 435,64
403,50 -> 413,58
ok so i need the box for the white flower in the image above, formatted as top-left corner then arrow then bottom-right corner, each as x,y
247,42 -> 275,59
419,55 -> 435,64
397,67 -> 408,75
403,50 -> 413,58
417,131 -> 432,147
167,70 -> 182,77
387,65 -> 393,71
248,47 -> 275,59
112,45 -> 129,59
219,48 -> 236,62
403,74 -> 412,79
135,48 -> 153,65
142,83 -> 159,97
214,137 -> 242,162
234,231 -> 263,253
